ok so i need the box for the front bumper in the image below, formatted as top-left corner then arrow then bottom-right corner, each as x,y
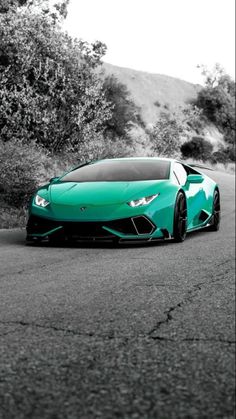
26,214 -> 169,242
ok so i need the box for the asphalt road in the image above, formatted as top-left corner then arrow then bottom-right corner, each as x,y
0,169 -> 235,419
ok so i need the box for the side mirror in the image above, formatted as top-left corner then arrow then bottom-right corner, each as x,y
187,174 -> 204,183
49,177 -> 59,183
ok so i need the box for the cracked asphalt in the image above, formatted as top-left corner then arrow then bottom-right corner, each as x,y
0,169 -> 235,419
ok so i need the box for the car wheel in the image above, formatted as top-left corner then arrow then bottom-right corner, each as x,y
173,192 -> 187,242
48,231 -> 63,245
111,237 -> 120,247
26,236 -> 42,245
208,189 -> 221,231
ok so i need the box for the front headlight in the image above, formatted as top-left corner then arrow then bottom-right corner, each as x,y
35,194 -> 50,208
128,194 -> 159,207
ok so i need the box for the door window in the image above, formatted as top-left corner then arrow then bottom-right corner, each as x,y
173,163 -> 187,185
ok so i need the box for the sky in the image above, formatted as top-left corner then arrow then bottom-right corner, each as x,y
63,0 -> 235,85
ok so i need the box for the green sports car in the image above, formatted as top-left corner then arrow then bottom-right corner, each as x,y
26,157 -> 220,244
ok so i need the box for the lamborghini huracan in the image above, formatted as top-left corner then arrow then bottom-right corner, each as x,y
26,157 -> 221,244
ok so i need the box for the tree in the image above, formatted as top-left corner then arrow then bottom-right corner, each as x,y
102,75 -> 143,139
194,86 -> 235,132
193,64 -> 235,147
0,0 -> 70,21
197,63 -> 225,88
149,113 -> 184,157
0,5 -> 112,152
0,0 -> 28,13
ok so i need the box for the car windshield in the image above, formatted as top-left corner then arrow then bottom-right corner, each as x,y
60,160 -> 170,182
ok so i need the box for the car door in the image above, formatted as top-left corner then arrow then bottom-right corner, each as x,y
173,163 -> 207,229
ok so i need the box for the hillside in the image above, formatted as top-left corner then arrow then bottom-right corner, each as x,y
101,62 -> 201,125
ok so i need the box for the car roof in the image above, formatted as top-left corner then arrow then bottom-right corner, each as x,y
97,157 -> 176,163
96,157 -> 200,169
92,158 -> 204,175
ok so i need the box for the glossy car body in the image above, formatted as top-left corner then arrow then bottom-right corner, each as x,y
26,157 -> 220,243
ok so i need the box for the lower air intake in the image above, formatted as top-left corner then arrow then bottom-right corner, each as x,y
132,216 -> 155,235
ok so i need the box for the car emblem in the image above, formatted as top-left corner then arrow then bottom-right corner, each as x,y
80,207 -> 86,211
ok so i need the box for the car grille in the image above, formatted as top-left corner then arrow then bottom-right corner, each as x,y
27,215 -> 155,238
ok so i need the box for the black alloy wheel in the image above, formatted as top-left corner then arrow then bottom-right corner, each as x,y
208,189 -> 221,231
173,192 -> 187,242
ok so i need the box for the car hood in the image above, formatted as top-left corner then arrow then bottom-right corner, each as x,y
48,180 -> 170,206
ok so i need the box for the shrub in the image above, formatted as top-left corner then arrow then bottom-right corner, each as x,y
210,146 -> 235,163
224,128 -> 235,145
126,122 -> 152,156
181,136 -> 213,161
77,134 -> 133,161
149,113 -> 184,157
182,105 -> 205,135
0,140 -> 48,207
0,201 -> 28,228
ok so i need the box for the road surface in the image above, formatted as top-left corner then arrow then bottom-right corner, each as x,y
0,169 -> 235,419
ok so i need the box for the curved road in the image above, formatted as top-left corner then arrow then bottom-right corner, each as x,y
0,169 -> 235,419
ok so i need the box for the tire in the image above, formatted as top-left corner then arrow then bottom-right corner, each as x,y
208,189 -> 221,231
111,237 -> 120,247
173,192 -> 187,242
48,231 -> 64,245
25,236 -> 42,245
